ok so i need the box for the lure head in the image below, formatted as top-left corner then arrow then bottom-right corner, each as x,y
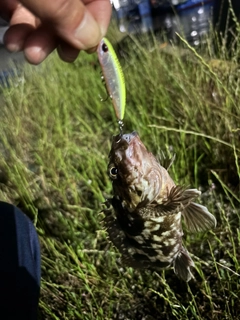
97,38 -> 110,59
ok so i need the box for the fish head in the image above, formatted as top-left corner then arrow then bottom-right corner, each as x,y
108,131 -> 165,211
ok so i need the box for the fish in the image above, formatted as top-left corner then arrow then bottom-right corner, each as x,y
97,38 -> 126,123
102,131 -> 217,281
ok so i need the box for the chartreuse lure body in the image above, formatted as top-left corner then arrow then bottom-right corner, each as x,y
97,38 -> 126,124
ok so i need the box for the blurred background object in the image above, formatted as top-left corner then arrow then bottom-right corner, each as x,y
112,0 -> 217,46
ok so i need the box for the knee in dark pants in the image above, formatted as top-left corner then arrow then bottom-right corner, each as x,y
0,201 -> 41,320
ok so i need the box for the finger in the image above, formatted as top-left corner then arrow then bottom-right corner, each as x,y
23,26 -> 58,64
4,23 -> 35,52
57,42 -> 80,62
4,4 -> 37,52
19,0 -> 107,50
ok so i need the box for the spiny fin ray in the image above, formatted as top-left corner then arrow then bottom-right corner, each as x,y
158,186 -> 200,214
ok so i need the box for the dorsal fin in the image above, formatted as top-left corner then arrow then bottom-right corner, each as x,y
156,151 -> 176,171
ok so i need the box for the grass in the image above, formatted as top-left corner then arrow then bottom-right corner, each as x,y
0,24 -> 240,319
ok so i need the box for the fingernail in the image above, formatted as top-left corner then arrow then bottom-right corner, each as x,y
74,11 -> 101,50
4,31 -> 23,52
5,42 -> 21,52
24,46 -> 47,65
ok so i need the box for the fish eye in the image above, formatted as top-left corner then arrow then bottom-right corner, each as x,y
102,43 -> 108,53
109,166 -> 118,179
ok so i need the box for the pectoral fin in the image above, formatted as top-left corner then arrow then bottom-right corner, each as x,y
173,247 -> 194,282
161,187 -> 216,232
182,202 -> 217,233
159,186 -> 200,214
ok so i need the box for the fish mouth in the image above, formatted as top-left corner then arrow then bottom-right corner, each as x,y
110,131 -> 141,164
112,131 -> 139,147
110,131 -> 150,163
120,131 -> 138,144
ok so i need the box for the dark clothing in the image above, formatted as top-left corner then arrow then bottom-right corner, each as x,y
0,202 -> 40,320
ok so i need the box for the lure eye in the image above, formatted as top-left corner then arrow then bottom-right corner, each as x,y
109,166 -> 118,179
102,43 -> 108,53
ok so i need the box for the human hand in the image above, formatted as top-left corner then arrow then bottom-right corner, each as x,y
0,0 -> 112,64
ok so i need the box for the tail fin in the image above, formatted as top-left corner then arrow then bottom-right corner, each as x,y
183,202 -> 217,233
173,247 -> 195,282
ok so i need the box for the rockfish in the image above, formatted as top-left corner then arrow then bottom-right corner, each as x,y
103,132 -> 216,281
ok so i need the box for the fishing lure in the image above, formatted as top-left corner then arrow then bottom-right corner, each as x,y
97,38 -> 126,129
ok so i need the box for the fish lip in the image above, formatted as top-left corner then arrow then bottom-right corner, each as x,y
113,131 -> 138,145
